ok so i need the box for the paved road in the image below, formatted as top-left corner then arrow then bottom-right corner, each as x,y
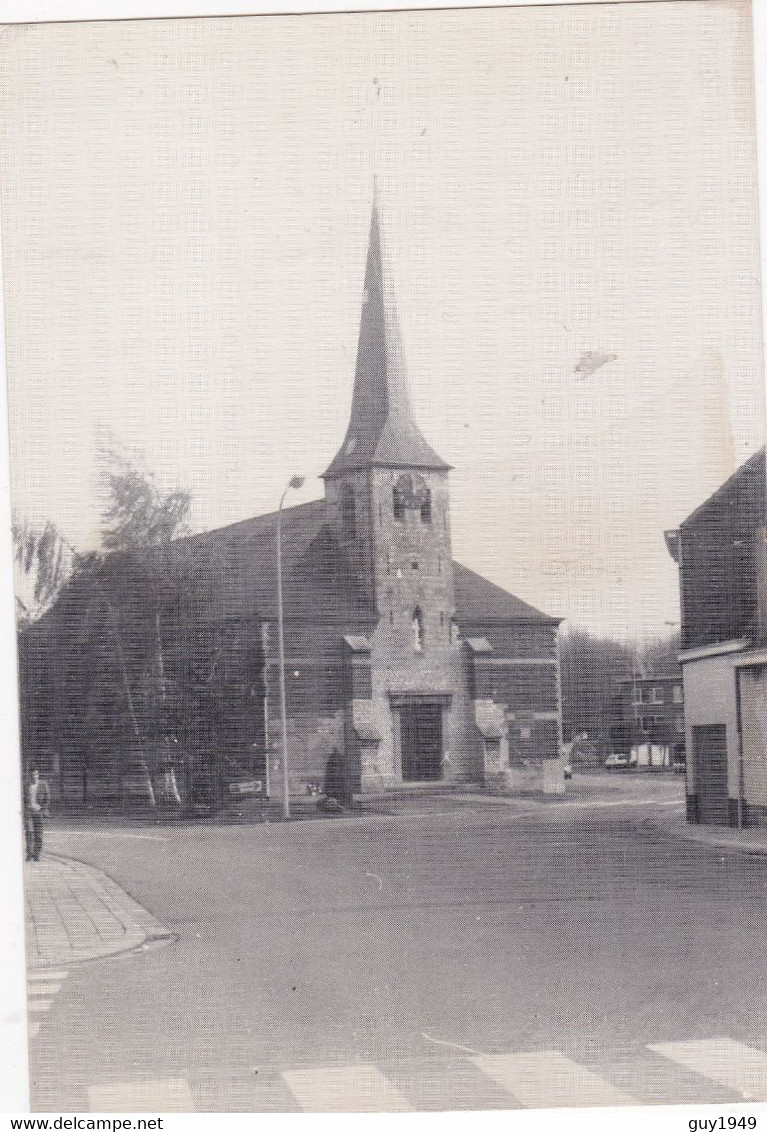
28,775 -> 767,1112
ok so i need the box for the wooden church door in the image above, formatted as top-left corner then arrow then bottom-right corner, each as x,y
400,703 -> 443,781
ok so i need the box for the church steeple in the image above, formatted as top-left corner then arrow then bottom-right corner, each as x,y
323,194 -> 449,479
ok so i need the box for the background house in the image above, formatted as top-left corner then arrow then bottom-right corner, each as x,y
608,672 -> 685,766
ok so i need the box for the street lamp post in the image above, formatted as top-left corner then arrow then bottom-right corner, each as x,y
276,475 -> 305,820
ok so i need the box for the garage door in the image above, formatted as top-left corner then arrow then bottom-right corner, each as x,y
693,724 -> 729,825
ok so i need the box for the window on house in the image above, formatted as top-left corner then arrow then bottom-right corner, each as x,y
412,608 -> 424,651
420,490 -> 432,524
675,716 -> 685,733
673,685 -> 683,704
341,484 -> 356,540
652,687 -> 664,704
634,685 -> 645,704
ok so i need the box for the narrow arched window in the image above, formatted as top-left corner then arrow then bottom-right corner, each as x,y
393,481 -> 407,521
412,607 -> 424,652
420,490 -> 432,524
341,484 -> 356,540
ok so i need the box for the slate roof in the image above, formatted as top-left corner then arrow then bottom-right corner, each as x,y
147,499 -> 557,625
452,562 -> 558,624
159,500 -> 374,624
323,197 -> 449,478
680,447 -> 765,529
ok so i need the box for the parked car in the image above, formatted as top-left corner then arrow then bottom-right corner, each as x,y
605,752 -> 631,770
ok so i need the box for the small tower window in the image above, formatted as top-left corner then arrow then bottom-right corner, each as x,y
412,608 -> 424,652
341,484 -> 356,540
420,490 -> 432,524
393,482 -> 407,521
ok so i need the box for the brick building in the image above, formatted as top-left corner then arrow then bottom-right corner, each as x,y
20,200 -> 564,806
666,448 -> 767,826
607,674 -> 685,764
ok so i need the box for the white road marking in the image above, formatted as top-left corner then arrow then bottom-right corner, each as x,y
422,1032 -> 480,1055
650,1039 -> 767,1101
88,1078 -> 195,1113
27,970 -> 67,1040
282,1064 -> 413,1112
472,1051 -> 635,1108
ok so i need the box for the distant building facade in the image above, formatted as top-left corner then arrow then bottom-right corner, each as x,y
20,200 -> 564,807
608,674 -> 685,763
666,448 -> 767,826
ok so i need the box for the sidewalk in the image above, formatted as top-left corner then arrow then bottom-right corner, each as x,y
648,809 -> 767,856
24,853 -> 173,971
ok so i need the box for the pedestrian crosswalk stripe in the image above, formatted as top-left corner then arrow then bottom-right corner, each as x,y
471,1051 -> 635,1108
27,971 -> 67,1041
59,1039 -> 767,1113
282,1064 -> 413,1112
649,1039 -> 767,1101
88,1079 -> 195,1113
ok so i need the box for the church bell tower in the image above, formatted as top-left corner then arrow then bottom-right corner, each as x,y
323,193 -> 456,659
323,193 -> 460,788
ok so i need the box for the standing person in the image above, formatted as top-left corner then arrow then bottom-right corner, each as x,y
319,748 -> 350,812
24,768 -> 50,862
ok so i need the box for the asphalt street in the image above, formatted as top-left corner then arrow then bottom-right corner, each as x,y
28,773 -> 767,1112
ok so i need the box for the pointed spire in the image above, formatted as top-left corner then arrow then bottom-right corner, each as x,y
323,194 -> 449,479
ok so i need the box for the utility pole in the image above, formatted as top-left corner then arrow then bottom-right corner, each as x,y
276,475 -> 304,820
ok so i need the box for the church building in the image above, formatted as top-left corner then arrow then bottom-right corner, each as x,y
20,199 -> 564,806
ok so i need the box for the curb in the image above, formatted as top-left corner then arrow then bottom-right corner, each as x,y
26,853 -> 175,971
643,817 -> 767,858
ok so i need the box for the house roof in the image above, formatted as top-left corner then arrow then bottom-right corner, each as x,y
323,196 -> 449,479
680,447 -> 765,529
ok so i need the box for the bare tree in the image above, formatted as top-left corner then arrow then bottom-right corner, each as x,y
101,450 -> 191,553
12,514 -> 73,627
559,628 -> 633,747
97,452 -> 193,782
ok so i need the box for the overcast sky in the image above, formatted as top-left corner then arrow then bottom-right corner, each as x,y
0,1 -> 764,637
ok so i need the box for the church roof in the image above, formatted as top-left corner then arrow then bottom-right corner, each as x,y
453,563 -> 559,624
323,196 -> 450,479
149,500 -> 555,625
31,499 -> 556,658
158,499 -> 374,624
